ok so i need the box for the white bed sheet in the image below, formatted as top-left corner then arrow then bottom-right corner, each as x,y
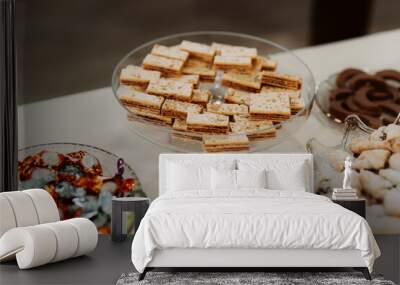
131,190 -> 380,273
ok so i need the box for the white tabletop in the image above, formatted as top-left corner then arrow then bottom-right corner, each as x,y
18,29 -> 400,200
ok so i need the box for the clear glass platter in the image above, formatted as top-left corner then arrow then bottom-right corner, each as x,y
112,31 -> 316,152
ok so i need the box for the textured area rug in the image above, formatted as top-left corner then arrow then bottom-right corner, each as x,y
116,272 -> 395,285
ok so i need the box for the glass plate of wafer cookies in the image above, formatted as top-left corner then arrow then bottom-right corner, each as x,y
112,31 -> 316,152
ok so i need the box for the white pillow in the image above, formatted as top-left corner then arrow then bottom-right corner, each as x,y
167,162 -> 212,191
266,163 -> 307,191
237,159 -> 308,191
211,168 -> 237,190
236,169 -> 267,189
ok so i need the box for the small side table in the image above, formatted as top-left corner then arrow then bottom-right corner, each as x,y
112,197 -> 150,242
332,199 -> 366,218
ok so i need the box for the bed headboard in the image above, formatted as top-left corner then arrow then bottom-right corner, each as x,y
159,153 -> 314,195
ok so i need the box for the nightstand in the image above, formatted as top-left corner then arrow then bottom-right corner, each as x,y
332,199 -> 366,218
111,197 -> 150,242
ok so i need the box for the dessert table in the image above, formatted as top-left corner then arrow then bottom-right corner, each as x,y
18,29 -> 400,200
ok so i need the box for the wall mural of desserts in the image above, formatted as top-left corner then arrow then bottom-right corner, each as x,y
18,143 -> 146,234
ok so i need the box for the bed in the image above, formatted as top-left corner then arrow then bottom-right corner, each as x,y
131,153 -> 380,280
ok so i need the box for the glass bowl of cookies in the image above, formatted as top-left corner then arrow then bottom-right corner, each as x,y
18,143 -> 146,234
111,31 -> 316,152
315,68 -> 400,130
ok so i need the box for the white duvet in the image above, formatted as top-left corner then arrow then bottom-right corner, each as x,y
131,190 -> 380,272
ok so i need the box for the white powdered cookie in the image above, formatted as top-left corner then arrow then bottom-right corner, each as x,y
390,137 -> 400,153
383,190 -> 400,217
389,153 -> 400,171
142,54 -> 184,75
379,168 -> 400,185
179,40 -> 215,62
211,43 -> 257,58
352,149 -> 391,170
119,65 -> 161,87
146,78 -> 193,101
349,137 -> 391,154
359,170 -> 392,201
385,124 -> 400,141
207,103 -> 249,116
151,44 -> 189,61
224,88 -> 251,105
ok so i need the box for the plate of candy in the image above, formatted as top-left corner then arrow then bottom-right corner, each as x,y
18,143 -> 145,234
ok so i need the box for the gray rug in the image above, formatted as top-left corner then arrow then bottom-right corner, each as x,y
116,272 -> 395,285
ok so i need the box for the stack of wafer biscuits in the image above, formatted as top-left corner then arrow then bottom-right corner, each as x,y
118,39 -> 305,152
249,92 -> 291,121
203,134 -> 250,152
261,71 -> 302,90
161,99 -> 202,119
119,90 -> 164,114
187,113 -> 230,134
224,88 -> 251,105
230,116 -> 276,140
207,103 -> 248,116
120,65 -> 161,88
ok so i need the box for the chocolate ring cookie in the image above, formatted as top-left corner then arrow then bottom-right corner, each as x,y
329,88 -> 353,101
325,68 -> 400,128
347,74 -> 388,91
336,68 -> 365,88
375,69 -> 400,82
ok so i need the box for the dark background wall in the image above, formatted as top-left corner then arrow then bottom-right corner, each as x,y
16,0 -> 400,104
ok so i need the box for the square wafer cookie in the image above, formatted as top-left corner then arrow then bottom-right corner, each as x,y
207,102 -> 249,116
119,65 -> 161,87
182,58 -> 216,81
222,72 -> 261,92
213,55 -> 253,71
230,118 -> 276,140
211,43 -> 257,58
258,56 -> 278,71
224,88 -> 251,105
171,119 -> 203,141
161,99 -> 203,119
119,90 -> 164,114
179,40 -> 215,63
260,86 -> 301,99
186,112 -> 229,134
126,106 -> 173,125
142,54 -> 184,75
166,74 -> 200,87
191,89 -> 211,106
261,71 -> 302,90
146,78 -> 193,101
203,134 -> 250,152
151,44 -> 189,61
249,92 -> 291,121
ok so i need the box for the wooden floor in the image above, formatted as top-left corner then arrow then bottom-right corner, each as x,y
0,235 -> 134,285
